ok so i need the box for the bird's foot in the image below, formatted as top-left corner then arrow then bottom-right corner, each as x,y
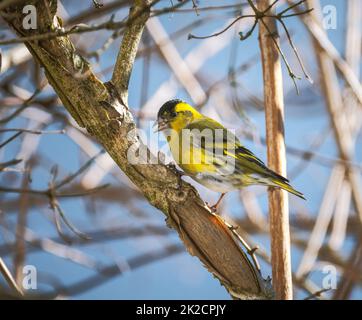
207,193 -> 226,213
207,203 -> 218,213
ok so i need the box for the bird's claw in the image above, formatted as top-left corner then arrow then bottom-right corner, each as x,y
206,193 -> 226,213
205,202 -> 218,213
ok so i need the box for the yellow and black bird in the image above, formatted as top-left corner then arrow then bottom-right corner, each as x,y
155,99 -> 305,208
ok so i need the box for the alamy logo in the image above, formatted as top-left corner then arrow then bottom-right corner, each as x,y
22,5 -> 37,30
322,265 -> 337,290
22,265 -> 37,290
322,5 -> 337,30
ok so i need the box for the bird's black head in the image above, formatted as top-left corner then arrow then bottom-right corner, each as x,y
157,99 -> 182,120
155,99 -> 183,132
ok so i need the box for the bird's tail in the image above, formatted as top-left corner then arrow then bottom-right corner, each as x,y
270,177 -> 306,200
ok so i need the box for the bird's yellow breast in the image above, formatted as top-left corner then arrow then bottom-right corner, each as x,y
167,129 -> 216,175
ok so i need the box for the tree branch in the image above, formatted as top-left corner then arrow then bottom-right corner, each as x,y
257,0 -> 293,300
0,257 -> 23,297
112,0 -> 154,103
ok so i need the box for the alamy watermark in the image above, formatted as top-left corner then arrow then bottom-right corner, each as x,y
322,265 -> 337,290
22,264 -> 37,290
22,5 -> 37,30
322,5 -> 337,30
19,4 -> 338,32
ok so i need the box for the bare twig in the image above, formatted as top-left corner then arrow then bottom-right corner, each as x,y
0,132 -> 22,149
0,159 -> 23,172
54,150 -> 104,189
189,0 -> 313,91
304,288 -> 330,300
0,128 -> 65,135
188,14 -> 256,40
0,257 -> 23,297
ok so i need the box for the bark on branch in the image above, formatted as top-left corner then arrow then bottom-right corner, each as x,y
0,0 -> 273,299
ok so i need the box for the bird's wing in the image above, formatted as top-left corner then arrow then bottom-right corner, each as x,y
184,118 -> 305,199
185,118 -> 289,182
185,117 -> 239,153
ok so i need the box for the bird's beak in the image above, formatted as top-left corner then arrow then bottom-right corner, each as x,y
153,119 -> 169,133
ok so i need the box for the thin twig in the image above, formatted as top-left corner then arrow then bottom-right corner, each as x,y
0,257 -> 24,297
55,150 -> 105,189
0,128 -> 65,135
304,288 -> 330,300
0,132 -> 22,149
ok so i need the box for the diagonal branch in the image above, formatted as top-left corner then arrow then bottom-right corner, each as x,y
0,257 -> 23,297
112,0 -> 157,103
